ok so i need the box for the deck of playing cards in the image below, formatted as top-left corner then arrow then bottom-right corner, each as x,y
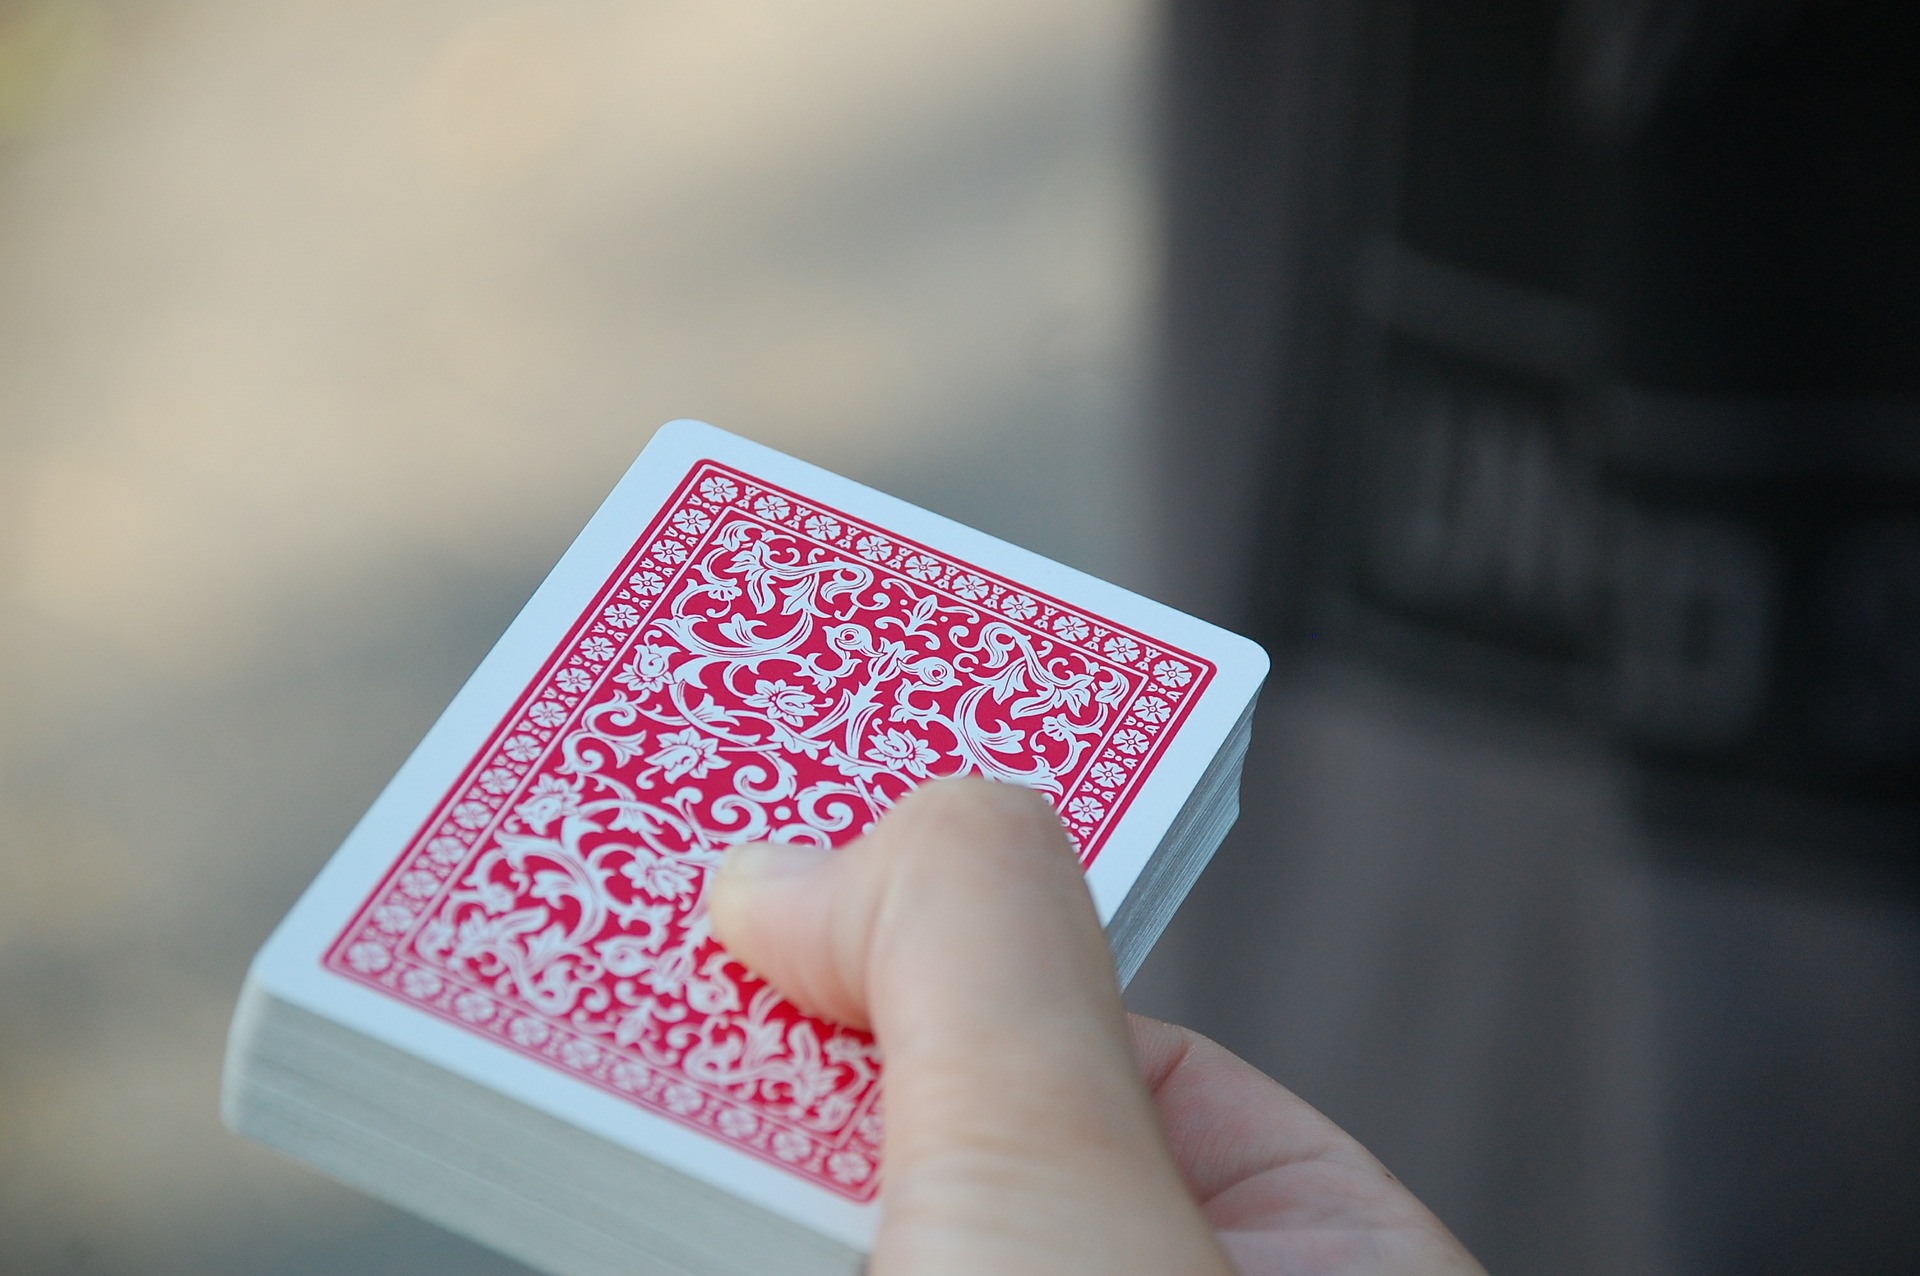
223,421 -> 1268,1276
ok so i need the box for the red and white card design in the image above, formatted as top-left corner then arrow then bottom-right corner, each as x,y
253,421 -> 1263,1241
322,454 -> 1213,1202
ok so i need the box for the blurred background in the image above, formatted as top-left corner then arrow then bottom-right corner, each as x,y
0,1 -> 1914,1273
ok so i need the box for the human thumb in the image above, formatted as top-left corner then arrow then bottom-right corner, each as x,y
707,777 -> 1232,1276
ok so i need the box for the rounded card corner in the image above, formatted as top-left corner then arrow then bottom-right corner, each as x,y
652,418 -> 723,446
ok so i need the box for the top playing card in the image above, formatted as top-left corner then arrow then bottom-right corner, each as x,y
256,421 -> 1265,1236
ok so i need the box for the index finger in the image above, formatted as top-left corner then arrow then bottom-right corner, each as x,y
1128,1014 -> 1366,1208
1128,1012 -> 1484,1276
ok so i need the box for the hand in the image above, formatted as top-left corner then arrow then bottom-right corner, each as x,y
709,778 -> 1485,1276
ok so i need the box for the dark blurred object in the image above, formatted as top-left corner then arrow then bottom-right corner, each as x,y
1167,0 -> 1920,888
1151,0 -> 1920,1272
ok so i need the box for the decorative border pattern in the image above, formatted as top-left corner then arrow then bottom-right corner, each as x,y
324,460 -> 1214,1199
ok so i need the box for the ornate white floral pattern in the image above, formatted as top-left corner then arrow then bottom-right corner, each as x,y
326,461 -> 1213,1201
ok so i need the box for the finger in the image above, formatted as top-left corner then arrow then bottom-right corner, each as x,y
705,838 -> 868,1027
1130,1014 -> 1363,1206
710,779 -> 1234,1276
1130,1015 -> 1485,1273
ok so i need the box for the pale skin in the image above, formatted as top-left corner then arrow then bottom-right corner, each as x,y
708,778 -> 1487,1276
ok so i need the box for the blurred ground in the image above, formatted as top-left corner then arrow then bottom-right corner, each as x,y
0,1 -> 1156,1271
